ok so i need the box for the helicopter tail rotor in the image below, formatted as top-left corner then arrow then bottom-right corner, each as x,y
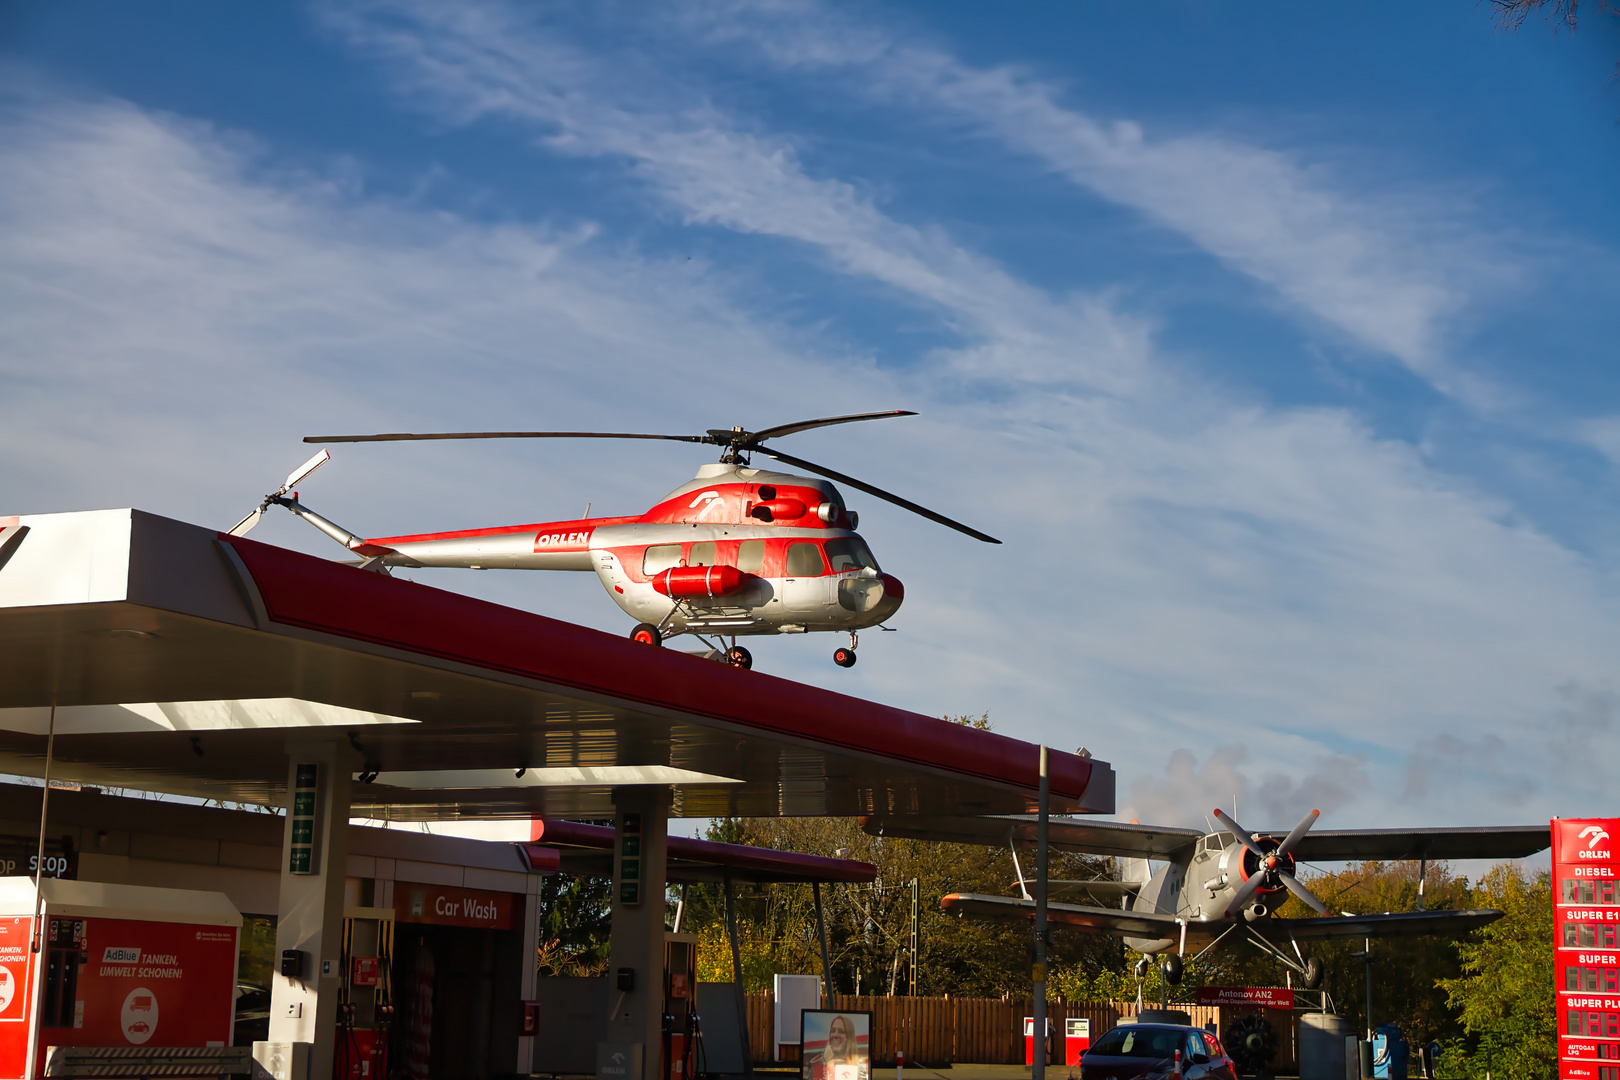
227,449 -> 330,537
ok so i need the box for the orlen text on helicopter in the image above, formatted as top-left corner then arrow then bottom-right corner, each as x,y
230,411 -> 998,670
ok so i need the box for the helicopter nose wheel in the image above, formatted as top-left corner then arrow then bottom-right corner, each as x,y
629,623 -> 662,646
725,645 -> 753,669
833,631 -> 858,668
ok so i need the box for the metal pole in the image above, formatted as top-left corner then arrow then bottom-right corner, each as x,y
814,882 -> 833,1003
30,702 -> 57,953
724,870 -> 752,1076
24,703 -> 57,1080
1416,858 -> 1427,911
1364,938 -> 1373,1041
672,882 -> 688,933
1033,745 -> 1049,1080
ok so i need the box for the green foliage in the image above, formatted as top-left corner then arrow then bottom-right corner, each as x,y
1435,864 -> 1554,1080
536,870 -> 614,977
676,712 -> 1131,996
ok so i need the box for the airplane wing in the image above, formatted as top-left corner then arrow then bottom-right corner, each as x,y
942,894 -> 1505,946
940,893 -> 1182,938
1289,826 -> 1549,863
864,815 -> 1203,860
1262,909 -> 1504,941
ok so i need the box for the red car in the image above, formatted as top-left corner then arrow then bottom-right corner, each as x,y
1079,1023 -> 1237,1080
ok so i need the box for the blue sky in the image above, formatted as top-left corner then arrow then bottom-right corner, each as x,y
3,2 -> 1618,837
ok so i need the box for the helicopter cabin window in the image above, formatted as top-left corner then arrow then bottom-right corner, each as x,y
689,542 -> 717,567
824,537 -> 879,573
736,540 -> 765,574
643,545 -> 682,576
785,542 -> 826,577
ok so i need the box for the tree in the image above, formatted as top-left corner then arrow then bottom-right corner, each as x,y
676,713 -> 1132,997
1435,864 -> 1555,1080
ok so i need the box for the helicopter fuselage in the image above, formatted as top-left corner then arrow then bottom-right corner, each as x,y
360,463 -> 905,638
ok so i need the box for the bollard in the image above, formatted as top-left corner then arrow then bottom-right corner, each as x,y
897,1050 -> 905,1080
1171,1049 -> 1182,1080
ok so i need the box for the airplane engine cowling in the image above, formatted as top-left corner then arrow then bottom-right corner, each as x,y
652,565 -> 754,599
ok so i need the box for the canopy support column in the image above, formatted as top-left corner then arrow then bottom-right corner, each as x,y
606,786 -> 671,1080
267,741 -> 353,1080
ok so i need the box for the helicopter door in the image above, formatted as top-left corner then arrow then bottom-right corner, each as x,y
780,541 -> 833,613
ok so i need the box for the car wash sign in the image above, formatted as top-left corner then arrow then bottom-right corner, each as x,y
398,885 -> 514,930
1554,817 -> 1620,1080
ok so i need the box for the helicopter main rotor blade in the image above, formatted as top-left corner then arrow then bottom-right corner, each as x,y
759,447 -> 1002,544
304,431 -> 709,445
744,410 -> 917,446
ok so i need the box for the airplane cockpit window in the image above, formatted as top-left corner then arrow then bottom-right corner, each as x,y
644,544 -> 681,576
689,542 -> 717,567
785,542 -> 826,577
737,540 -> 765,574
824,538 -> 880,573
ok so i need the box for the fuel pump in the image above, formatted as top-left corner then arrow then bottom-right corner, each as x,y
336,906 -> 395,1079
663,934 -> 698,1080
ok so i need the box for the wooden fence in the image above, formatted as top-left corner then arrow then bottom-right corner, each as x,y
744,996 -> 1295,1069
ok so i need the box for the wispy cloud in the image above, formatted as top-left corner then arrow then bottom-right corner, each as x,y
669,0 -> 1514,403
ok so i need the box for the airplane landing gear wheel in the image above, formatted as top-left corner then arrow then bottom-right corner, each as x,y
1226,1013 -> 1277,1075
1303,956 -> 1323,989
725,646 -> 753,669
1159,954 -> 1184,986
629,623 -> 662,646
833,647 -> 857,668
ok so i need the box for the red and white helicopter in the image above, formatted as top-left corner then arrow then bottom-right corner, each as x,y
229,411 -> 998,670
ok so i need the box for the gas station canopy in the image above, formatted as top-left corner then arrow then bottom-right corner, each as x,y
0,509 -> 1114,820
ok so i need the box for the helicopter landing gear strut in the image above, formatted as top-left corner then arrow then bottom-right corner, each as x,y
833,631 -> 858,668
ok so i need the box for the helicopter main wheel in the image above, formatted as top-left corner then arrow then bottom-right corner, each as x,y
629,623 -> 662,646
833,647 -> 857,668
725,645 -> 753,669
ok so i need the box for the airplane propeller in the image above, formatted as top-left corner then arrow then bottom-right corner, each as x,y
303,410 -> 1001,543
1214,807 -> 1330,918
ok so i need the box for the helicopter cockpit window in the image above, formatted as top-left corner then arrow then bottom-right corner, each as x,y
736,540 -> 764,574
785,542 -> 826,577
643,544 -> 682,576
824,538 -> 879,573
689,542 -> 717,567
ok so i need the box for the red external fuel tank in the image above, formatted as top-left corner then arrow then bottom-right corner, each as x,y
652,565 -> 753,599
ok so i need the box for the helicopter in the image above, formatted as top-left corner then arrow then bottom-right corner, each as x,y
863,807 -> 1549,989
228,411 -> 998,670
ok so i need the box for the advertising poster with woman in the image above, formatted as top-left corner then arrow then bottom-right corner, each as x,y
801,1011 -> 872,1080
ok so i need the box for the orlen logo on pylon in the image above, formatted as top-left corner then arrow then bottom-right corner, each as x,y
1578,825 -> 1612,859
